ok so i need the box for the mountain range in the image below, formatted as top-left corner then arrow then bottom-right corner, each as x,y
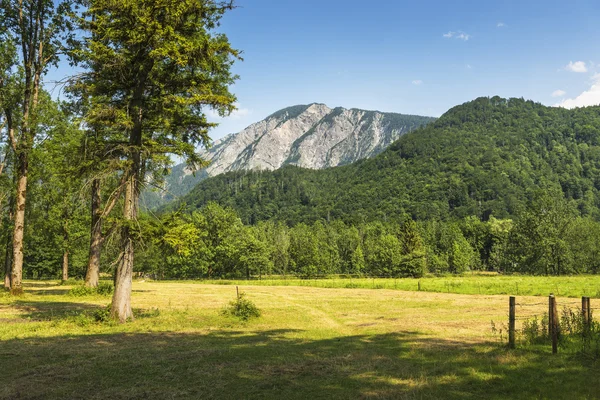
144,103 -> 435,207
174,97 -> 600,225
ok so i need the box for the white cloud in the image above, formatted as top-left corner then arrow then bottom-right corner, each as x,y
565,61 -> 588,73
556,75 -> 600,109
497,22 -> 505,27
466,64 -> 472,69
551,90 -> 566,98
443,31 -> 471,41
412,80 -> 423,85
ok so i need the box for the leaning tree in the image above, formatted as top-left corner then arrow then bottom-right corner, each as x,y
73,0 -> 240,321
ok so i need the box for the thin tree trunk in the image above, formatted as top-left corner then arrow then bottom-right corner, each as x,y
62,250 -> 69,282
3,234 -> 11,289
111,173 -> 136,322
3,165 -> 15,290
61,215 -> 70,281
10,152 -> 27,295
85,179 -> 102,287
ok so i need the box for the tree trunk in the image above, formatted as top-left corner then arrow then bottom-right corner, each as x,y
61,216 -> 70,282
85,179 -> 102,288
111,78 -> 145,322
111,173 -> 137,322
10,152 -> 27,295
3,235 -> 11,289
3,171 -> 15,290
62,250 -> 69,282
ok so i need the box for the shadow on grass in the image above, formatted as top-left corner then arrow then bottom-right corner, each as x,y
0,328 -> 598,399
11,300 -> 103,321
22,282 -> 61,288
28,288 -> 71,296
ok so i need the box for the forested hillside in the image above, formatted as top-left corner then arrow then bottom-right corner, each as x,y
5,96 -> 600,284
177,97 -> 600,225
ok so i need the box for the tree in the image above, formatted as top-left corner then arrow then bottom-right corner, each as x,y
0,0 -> 73,294
237,226 -> 272,279
398,220 -> 426,277
0,24 -> 18,289
255,221 -> 289,276
510,191 -> 576,275
487,216 -> 513,272
74,0 -> 240,321
449,234 -> 475,274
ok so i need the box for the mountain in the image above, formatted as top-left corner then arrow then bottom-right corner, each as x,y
144,103 -> 435,207
174,96 -> 600,225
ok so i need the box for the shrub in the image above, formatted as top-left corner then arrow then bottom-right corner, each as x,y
521,314 -> 549,345
96,282 -> 114,296
68,282 -> 114,297
68,285 -> 95,297
221,291 -> 261,321
93,305 -> 112,323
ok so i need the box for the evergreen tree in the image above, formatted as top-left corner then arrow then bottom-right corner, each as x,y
73,0 -> 240,321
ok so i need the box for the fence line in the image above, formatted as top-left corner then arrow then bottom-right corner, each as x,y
507,294 -> 595,354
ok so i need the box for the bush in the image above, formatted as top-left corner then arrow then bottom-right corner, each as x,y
68,282 -> 114,297
96,282 -> 114,296
221,291 -> 261,321
521,314 -> 549,345
93,305 -> 112,323
68,285 -> 95,297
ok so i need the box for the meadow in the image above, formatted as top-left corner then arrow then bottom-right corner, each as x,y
1,278 -> 599,399
191,274 -> 600,298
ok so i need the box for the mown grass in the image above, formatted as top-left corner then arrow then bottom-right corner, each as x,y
187,274 -> 600,298
0,280 -> 599,399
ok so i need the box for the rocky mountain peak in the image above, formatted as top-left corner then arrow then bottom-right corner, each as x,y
144,104 -> 435,208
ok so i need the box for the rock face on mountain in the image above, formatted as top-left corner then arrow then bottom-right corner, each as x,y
145,103 -> 434,207
203,103 -> 434,174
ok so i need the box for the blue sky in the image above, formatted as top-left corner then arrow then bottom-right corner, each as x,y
45,0 -> 600,142
198,0 -> 600,141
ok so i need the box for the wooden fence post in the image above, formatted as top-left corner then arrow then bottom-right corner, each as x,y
582,296 -> 591,336
509,296 -> 516,349
549,294 -> 558,354
582,296 -> 589,333
548,293 -> 553,338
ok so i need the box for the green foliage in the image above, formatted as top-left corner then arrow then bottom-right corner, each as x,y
177,97 -> 600,226
70,0 -> 242,179
521,314 -> 549,345
96,282 -> 115,296
93,305 -> 112,323
68,282 -> 114,297
220,291 -> 261,321
68,285 -> 96,297
508,191 -> 577,275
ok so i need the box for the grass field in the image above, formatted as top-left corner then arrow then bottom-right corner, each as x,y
182,274 -> 600,298
1,280 -> 599,399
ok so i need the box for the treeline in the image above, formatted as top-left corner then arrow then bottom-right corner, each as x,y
139,190 -> 600,278
175,97 -> 600,226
